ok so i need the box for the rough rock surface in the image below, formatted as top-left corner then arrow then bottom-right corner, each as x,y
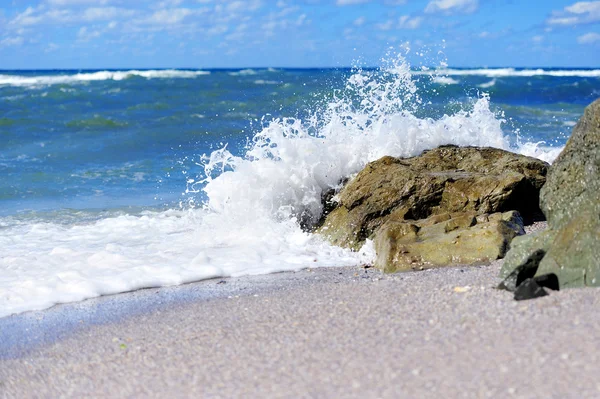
374,210 -> 525,273
500,98 -> 600,290
317,145 -> 548,253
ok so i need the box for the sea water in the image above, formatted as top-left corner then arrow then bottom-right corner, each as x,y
1,54 -> 598,317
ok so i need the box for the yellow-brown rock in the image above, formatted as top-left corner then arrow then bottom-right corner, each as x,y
374,211 -> 525,273
317,145 -> 548,253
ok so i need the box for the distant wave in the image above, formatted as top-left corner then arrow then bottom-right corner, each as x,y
0,69 -> 211,87
229,69 -> 258,76
431,76 -> 459,85
478,78 -> 497,88
254,79 -> 280,85
415,68 -> 600,78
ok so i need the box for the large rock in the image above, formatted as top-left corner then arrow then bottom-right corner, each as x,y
374,210 -> 525,273
500,99 -> 600,289
317,145 -> 548,252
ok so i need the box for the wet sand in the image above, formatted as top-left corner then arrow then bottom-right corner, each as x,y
2,222 -> 600,398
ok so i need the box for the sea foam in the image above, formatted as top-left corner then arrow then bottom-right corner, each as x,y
0,70 -> 210,87
416,68 -> 600,78
0,54 -> 562,318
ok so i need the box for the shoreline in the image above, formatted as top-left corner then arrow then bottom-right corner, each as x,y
0,222 -> 548,356
0,222 -> 548,359
4,223 -> 600,397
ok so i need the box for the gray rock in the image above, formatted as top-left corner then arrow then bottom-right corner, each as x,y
500,98 -> 600,289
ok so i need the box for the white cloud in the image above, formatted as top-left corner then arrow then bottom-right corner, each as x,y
9,5 -> 134,28
76,19 -> 118,41
532,35 -> 544,43
424,0 -> 478,14
376,15 -> 423,30
77,26 -> 101,41
0,36 -> 24,47
353,16 -> 365,26
547,1 -> 600,26
207,24 -> 229,35
10,7 -> 44,27
226,0 -> 262,12
136,8 -> 197,25
45,42 -> 59,52
296,13 -> 307,26
398,15 -> 422,29
376,19 -> 393,30
224,22 -> 246,41
566,1 -> 600,14
227,1 -> 251,12
336,0 -> 371,5
47,0 -> 111,5
577,31 -> 600,43
82,7 -> 134,21
155,0 -> 183,8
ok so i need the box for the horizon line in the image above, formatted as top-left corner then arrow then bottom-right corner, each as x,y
1,65 -> 599,72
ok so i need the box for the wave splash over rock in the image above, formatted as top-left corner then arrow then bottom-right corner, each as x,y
0,53 -> 560,317
201,54 -> 511,229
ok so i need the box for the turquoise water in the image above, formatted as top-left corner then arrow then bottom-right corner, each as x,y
1,67 -> 596,216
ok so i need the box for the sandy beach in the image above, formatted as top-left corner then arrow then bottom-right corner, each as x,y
2,223 -> 600,398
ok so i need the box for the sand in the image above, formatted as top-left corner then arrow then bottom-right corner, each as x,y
2,222 -> 600,398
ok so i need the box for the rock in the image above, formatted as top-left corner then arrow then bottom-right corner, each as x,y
317,145 -> 548,251
513,278 -> 548,301
500,99 -> 600,289
374,210 -> 524,273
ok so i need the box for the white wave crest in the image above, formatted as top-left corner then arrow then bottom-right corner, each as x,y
0,69 -> 210,87
415,68 -> 600,78
228,69 -> 258,76
254,79 -> 280,85
432,76 -> 459,85
478,78 -> 497,88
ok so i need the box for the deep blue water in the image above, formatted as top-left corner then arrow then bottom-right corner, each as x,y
1,67 -> 598,216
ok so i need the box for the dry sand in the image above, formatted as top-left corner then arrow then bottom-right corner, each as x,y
2,222 -> 600,398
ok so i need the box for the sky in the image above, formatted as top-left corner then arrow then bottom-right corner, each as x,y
0,0 -> 599,69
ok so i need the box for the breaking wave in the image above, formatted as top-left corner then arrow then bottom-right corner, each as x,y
0,69 -> 210,87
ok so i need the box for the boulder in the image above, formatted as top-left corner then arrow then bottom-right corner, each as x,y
317,145 -> 548,252
500,99 -> 600,290
374,210 -> 525,273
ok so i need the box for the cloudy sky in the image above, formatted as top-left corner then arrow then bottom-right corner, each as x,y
0,0 -> 599,69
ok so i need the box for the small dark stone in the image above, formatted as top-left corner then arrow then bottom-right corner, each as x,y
217,280 -> 227,285
514,278 -> 548,300
534,273 -> 560,291
498,249 -> 546,292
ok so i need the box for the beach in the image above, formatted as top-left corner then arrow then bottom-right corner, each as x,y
2,1 -> 600,396
3,223 -> 600,398
1,63 -> 598,398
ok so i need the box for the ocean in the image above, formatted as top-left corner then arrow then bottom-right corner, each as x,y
1,54 -> 599,317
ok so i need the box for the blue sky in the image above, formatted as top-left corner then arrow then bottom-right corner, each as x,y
0,0 -> 599,69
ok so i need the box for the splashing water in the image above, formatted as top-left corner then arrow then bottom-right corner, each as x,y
0,53 -> 559,317
200,54 -> 509,227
